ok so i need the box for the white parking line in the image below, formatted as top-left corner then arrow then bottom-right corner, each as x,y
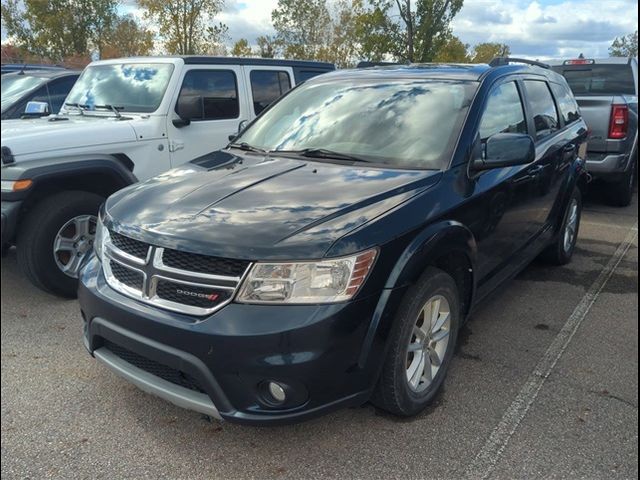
464,221 -> 639,480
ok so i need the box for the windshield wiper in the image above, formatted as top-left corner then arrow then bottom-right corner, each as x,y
64,102 -> 87,114
93,104 -> 124,118
272,148 -> 370,163
228,142 -> 267,154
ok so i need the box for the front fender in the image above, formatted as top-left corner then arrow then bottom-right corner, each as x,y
357,220 -> 478,371
1,155 -> 137,202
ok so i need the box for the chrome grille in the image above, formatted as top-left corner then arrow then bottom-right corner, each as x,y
103,230 -> 250,316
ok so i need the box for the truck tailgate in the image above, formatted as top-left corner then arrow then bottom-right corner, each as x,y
574,95 -> 614,153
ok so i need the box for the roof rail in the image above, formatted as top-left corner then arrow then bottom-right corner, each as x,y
489,57 -> 550,69
356,61 -> 403,68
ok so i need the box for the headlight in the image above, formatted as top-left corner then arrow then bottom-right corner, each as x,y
94,213 -> 109,262
236,249 -> 377,304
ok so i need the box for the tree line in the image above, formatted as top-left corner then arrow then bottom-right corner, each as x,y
1,0 -> 637,69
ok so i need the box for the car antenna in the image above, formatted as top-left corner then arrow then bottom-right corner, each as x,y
18,62 -> 26,75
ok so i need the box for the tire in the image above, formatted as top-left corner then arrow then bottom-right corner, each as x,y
372,267 -> 460,417
608,155 -> 637,207
540,187 -> 582,266
17,191 -> 104,298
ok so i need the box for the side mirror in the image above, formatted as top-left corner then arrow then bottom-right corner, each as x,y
228,119 -> 249,142
173,95 -> 203,128
471,133 -> 535,171
23,101 -> 49,117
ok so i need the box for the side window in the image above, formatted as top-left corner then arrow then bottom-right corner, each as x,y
250,70 -> 291,115
297,70 -> 325,82
176,70 -> 239,120
550,82 -> 581,125
479,81 -> 527,140
523,80 -> 560,139
47,76 -> 78,114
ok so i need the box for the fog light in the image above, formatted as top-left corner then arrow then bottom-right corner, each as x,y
268,381 -> 286,403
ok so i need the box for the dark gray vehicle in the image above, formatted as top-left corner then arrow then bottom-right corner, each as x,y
1,70 -> 80,120
550,57 -> 638,206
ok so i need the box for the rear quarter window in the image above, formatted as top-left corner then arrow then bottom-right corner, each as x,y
550,82 -> 581,125
552,64 -> 636,96
523,80 -> 560,140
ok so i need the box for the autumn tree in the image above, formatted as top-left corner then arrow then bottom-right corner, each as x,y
609,30 -> 638,57
231,38 -> 253,57
138,0 -> 228,55
102,16 -> 155,58
433,35 -> 469,62
470,42 -> 510,63
354,2 -> 397,61
1,0 -> 118,61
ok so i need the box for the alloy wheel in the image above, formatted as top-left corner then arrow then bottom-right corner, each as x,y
53,215 -> 97,278
405,295 -> 451,393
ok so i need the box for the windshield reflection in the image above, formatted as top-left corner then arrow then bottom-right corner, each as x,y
65,63 -> 174,113
238,78 -> 477,169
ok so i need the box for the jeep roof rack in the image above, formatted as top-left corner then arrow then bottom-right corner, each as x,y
489,57 -> 550,69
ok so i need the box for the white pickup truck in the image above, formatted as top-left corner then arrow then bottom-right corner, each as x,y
1,56 -> 334,297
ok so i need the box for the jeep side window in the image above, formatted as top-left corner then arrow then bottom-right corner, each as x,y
176,70 -> 239,121
250,70 -> 291,115
523,80 -> 559,140
479,81 -> 527,141
550,82 -> 581,125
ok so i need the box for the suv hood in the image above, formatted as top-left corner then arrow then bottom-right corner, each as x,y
1,115 -> 138,157
106,150 -> 441,260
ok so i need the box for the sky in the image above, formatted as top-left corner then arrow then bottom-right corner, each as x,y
3,0 -> 639,60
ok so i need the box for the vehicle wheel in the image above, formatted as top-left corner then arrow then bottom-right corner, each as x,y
608,155 -> 637,207
540,187 -> 582,266
372,267 -> 460,417
17,191 -> 104,298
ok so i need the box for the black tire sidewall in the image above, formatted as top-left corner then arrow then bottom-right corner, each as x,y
557,187 -> 583,264
389,269 -> 460,415
17,191 -> 104,298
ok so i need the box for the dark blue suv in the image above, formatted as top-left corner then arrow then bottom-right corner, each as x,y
78,58 -> 589,425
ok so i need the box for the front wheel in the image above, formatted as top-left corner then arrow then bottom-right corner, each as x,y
372,267 -> 460,417
17,191 -> 104,298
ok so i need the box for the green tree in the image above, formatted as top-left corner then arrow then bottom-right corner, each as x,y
230,38 -> 253,57
1,0 -> 118,61
255,35 -> 280,58
102,16 -> 155,58
609,30 -> 638,57
470,42 -> 510,63
353,0 -> 464,62
354,2 -> 397,61
138,0 -> 227,55
327,0 -> 366,67
272,0 -> 332,60
433,35 -> 469,62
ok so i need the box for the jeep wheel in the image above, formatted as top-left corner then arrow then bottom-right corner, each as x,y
372,267 -> 460,417
17,191 -> 104,298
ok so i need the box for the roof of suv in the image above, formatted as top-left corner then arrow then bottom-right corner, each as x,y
316,62 -> 565,83
2,69 -> 80,79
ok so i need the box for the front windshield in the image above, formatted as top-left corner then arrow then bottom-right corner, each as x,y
64,63 -> 174,113
1,75 -> 45,110
236,77 -> 477,169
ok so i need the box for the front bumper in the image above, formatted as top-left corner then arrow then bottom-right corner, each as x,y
79,256 -> 399,425
1,200 -> 21,245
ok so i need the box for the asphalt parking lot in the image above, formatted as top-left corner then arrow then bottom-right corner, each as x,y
1,188 -> 638,480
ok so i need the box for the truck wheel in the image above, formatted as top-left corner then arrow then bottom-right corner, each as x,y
609,156 -> 637,207
540,187 -> 582,265
371,267 -> 460,417
17,191 -> 104,298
